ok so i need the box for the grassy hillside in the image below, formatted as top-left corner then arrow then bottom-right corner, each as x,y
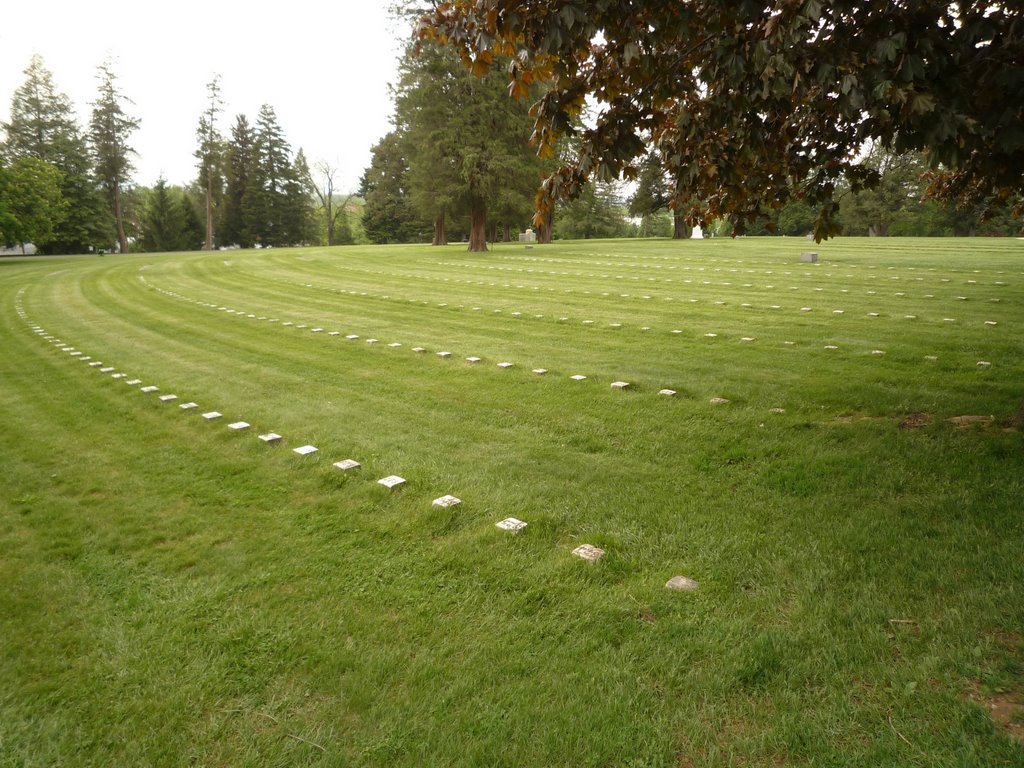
1,237 -> 1022,766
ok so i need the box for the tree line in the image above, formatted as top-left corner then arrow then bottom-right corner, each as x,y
0,56 -> 356,255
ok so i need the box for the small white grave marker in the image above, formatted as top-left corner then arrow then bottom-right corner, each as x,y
666,575 -> 699,591
570,374 -> 587,381
140,386 -> 160,393
769,408 -> 786,414
328,331 -> 340,336
126,379 -> 142,385
659,389 -> 677,397
572,544 -> 605,562
89,361 -> 103,367
437,351 -> 452,359
496,517 -> 528,533
497,362 -> 513,368
432,495 -> 461,508
293,445 -> 318,456
533,368 -> 548,375
180,402 -> 198,410
378,475 -> 405,489
111,373 -> 126,379
228,421 -> 250,430
346,334 -> 359,340
333,459 -> 360,471
311,328 -> 323,333
984,321 -> 998,326
202,411 -> 222,420
465,356 -> 481,363
871,350 -> 886,356
366,339 -> 378,344
412,347 -> 426,353
704,333 -> 718,338
740,337 -> 755,342
158,394 -> 178,402
924,356 -> 938,362
610,381 -> 630,390
258,432 -> 282,443
388,342 -> 402,347
710,397 -> 730,405
282,322 -> 294,327
977,361 -> 992,368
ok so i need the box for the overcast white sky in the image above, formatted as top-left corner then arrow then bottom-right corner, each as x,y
0,2 -> 410,193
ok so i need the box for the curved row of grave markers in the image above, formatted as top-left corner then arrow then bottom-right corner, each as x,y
141,275 -> 999,392
14,289 -> 701,586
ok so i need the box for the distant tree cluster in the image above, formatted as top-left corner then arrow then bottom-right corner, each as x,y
0,57 -> 353,255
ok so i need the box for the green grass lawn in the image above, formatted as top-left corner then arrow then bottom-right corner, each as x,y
1,237 -> 1022,767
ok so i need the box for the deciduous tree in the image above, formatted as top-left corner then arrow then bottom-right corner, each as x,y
419,2 -> 1024,241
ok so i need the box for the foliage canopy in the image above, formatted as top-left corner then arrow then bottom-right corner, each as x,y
419,1 -> 1024,240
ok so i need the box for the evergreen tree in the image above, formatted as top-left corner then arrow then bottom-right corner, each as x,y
244,104 -> 298,247
139,178 -> 185,252
2,55 -> 107,253
88,60 -> 139,254
360,130 -> 422,243
554,181 -> 633,240
194,75 -> 224,250
220,114 -> 254,247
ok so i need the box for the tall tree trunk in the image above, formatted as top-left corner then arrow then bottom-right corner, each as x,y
538,209 -> 552,243
113,181 -> 128,254
672,212 -> 692,239
468,204 -> 487,252
325,200 -> 335,246
204,170 -> 214,250
432,210 -> 448,245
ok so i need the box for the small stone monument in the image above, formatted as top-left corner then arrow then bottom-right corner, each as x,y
496,517 -> 527,533
572,544 -> 605,562
378,475 -> 405,489
800,252 -> 819,263
665,575 -> 699,591
432,495 -> 461,508
333,459 -> 360,471
293,445 -> 318,456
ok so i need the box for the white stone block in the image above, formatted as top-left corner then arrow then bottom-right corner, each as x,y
258,432 -> 282,443
346,334 -> 359,340
111,373 -> 126,379
659,389 -> 677,397
228,421 -> 250,430
99,366 -> 115,373
378,475 -> 405,489
140,386 -> 159,393
202,411 -> 222,420
710,397 -> 730,405
610,381 -> 630,390
824,345 -> 839,350
532,368 -> 547,375
126,379 -> 142,385
985,321 -> 998,326
432,494 -> 461,508
366,339 -> 378,344
572,544 -> 605,562
89,361 -> 103,367
159,394 -> 178,402
179,402 -> 198,410
282,322 -> 293,326
740,337 -> 755,342
769,408 -> 786,414
666,575 -> 699,591
293,444 -> 318,456
497,362 -> 513,369
570,374 -> 587,381
388,342 -> 402,347
496,517 -> 527,533
437,351 -> 452,358
465,356 -> 481,363
333,459 -> 360,470
977,361 -> 992,368
871,350 -> 886,356
328,331 -> 340,336
311,327 -> 323,333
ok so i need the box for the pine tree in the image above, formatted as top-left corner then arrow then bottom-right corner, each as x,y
194,75 -> 224,250
360,130 -> 422,243
220,114 -> 254,247
139,178 -> 185,252
244,104 -> 298,247
88,60 -> 139,254
2,55 -> 107,253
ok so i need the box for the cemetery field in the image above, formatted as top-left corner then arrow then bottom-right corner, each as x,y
2,237 -> 1023,767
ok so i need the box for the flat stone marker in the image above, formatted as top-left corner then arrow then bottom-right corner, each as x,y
258,432 -> 282,443
610,381 -> 630,390
977,361 -> 992,368
346,334 -> 359,340
111,373 -> 126,379
140,386 -> 160,393
282,322 -> 294,327
69,351 -> 82,357
824,345 -> 839,350
228,421 -> 250,430
497,362 -> 513,368
378,475 -> 405,489
985,321 -> 998,326
297,325 -> 308,329
740,337 -> 755,342
158,394 -> 178,402
871,350 -> 886,356
437,351 -> 452,358
704,333 -> 718,338
710,397 -> 730,405
293,445 -> 318,456
180,402 -> 199,410
89,361 -> 103,367
311,328 -> 323,333
126,379 -> 142,385
333,459 -> 360,471
800,307 -> 813,312
412,347 -> 426,353
868,312 -> 880,317
366,339 -> 378,344
432,494 -> 461,509
328,331 -> 340,336
570,374 -> 587,381
659,389 -> 677,396
832,310 -> 844,315
572,544 -> 605,562
533,368 -> 548,375
925,356 -> 938,361
769,407 -> 786,414
666,575 -> 699,591
496,517 -> 528,533
388,342 -> 402,347
80,356 -> 92,361
202,411 -> 222,420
